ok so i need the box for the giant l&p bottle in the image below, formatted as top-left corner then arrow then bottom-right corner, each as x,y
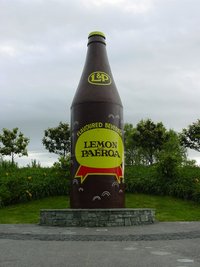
70,31 -> 125,208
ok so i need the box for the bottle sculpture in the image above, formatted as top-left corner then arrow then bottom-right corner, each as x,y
70,31 -> 125,208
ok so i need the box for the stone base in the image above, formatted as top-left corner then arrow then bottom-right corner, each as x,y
40,208 -> 155,227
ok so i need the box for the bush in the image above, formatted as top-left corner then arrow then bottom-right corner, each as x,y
125,165 -> 200,202
1,162 -> 200,207
27,159 -> 41,168
125,165 -> 163,195
0,166 -> 70,207
53,156 -> 70,171
156,155 -> 180,180
0,159 -> 18,170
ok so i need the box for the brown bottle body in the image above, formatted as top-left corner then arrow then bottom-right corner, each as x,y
70,33 -> 125,208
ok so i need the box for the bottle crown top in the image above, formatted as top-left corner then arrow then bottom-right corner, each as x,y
88,31 -> 106,39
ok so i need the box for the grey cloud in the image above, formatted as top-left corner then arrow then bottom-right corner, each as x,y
0,0 -> 199,166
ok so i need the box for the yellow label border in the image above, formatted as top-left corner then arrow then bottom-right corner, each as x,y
88,71 -> 112,86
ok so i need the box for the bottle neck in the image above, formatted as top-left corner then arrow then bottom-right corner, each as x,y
87,34 -> 106,46
71,33 -> 122,107
84,38 -> 109,72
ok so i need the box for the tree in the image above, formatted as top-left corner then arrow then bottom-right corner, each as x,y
133,119 -> 168,165
157,130 -> 187,179
42,122 -> 70,158
124,123 -> 135,165
180,119 -> 200,152
124,123 -> 143,165
0,128 -> 29,164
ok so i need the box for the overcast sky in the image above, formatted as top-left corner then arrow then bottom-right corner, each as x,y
0,0 -> 199,166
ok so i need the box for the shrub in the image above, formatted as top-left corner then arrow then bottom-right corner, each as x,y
27,159 -> 41,168
0,166 -> 70,207
0,159 -> 18,170
125,165 -> 163,195
125,165 -> 200,202
1,163 -> 200,207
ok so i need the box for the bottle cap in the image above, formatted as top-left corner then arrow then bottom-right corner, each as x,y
88,31 -> 106,39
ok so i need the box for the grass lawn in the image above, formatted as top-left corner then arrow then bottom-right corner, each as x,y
126,193 -> 200,221
0,194 -> 200,223
0,196 -> 69,224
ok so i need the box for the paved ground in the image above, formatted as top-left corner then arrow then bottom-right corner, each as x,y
0,222 -> 200,266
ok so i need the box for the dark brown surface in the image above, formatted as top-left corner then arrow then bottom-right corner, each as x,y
70,33 -> 124,208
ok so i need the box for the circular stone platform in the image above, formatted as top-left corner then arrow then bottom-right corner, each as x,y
40,208 -> 155,227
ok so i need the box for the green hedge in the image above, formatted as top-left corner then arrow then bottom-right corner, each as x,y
0,167 -> 70,207
125,165 -> 163,195
1,164 -> 200,207
168,167 -> 200,201
125,165 -> 200,202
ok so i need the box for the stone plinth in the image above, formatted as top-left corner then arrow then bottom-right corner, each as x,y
40,208 -> 155,227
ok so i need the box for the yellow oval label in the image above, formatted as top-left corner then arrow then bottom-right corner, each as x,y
75,128 -> 123,168
88,71 -> 112,85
